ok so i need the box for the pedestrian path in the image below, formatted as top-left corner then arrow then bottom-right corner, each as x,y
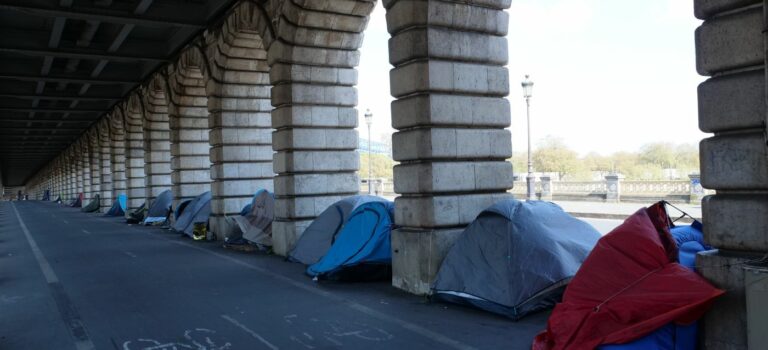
0,201 -> 545,350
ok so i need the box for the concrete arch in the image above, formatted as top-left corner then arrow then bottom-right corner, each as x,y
166,47 -> 212,207
203,2 -> 275,238
124,94 -> 147,212
141,75 -> 173,203
98,119 -> 113,212
109,109 -> 127,206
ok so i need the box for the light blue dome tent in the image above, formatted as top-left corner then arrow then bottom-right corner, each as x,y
432,199 -> 601,320
288,195 -> 395,281
105,194 -> 127,216
172,191 -> 212,238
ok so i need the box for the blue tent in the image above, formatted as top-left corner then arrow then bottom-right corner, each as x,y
288,195 -> 388,265
306,200 -> 395,280
105,194 -> 127,216
173,192 -> 211,237
288,195 -> 393,280
599,221 -> 707,350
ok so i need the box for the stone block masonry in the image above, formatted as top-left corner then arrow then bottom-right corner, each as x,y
386,0 -> 514,295
694,0 -> 768,348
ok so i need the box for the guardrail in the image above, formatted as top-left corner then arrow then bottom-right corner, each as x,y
363,174 -> 713,204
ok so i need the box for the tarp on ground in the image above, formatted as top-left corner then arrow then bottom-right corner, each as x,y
306,200 -> 395,280
42,190 -> 50,201
105,194 -> 127,216
231,189 -> 274,247
433,200 -> 602,320
532,202 -> 724,350
82,194 -> 101,212
69,193 -> 83,208
142,189 -> 173,225
288,195 -> 388,266
173,191 -> 212,238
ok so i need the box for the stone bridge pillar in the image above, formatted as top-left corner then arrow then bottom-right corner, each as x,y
110,112 -> 127,206
168,56 -> 211,208
124,97 -> 147,212
206,24 -> 274,238
267,1 -> 374,255
75,145 -> 84,196
386,0 -> 514,295
81,139 -> 92,201
98,120 -> 113,212
88,130 -> 102,206
142,81 -> 173,202
695,1 -> 768,348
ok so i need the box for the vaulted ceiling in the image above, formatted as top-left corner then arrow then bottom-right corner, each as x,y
0,0 -> 239,186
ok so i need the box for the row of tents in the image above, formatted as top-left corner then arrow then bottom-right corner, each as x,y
59,190 -> 723,349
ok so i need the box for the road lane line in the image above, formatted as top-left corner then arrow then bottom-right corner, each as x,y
221,315 -> 279,350
11,202 -> 95,350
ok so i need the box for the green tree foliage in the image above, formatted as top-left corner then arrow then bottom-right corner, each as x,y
510,137 -> 701,181
532,136 -> 583,180
359,153 -> 396,180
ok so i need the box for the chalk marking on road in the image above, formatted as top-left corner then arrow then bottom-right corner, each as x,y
63,220 -> 69,224
147,235 -> 478,350
82,229 -> 90,234
124,251 -> 137,258
11,202 -> 95,350
221,315 -> 278,350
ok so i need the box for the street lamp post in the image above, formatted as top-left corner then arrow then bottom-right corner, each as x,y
521,75 -> 535,201
364,109 -> 374,194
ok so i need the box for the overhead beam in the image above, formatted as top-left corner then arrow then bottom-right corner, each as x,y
0,93 -> 121,101
0,73 -> 139,85
0,46 -> 169,63
0,134 -> 79,138
0,127 -> 88,132
0,107 -> 105,113
0,3 -> 204,29
0,118 -> 97,123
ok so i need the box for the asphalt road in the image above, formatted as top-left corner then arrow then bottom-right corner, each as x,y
0,201 -> 547,350
580,217 -> 623,235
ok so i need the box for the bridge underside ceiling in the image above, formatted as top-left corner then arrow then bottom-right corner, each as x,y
0,0 -> 239,186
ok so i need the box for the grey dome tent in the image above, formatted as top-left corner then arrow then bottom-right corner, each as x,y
142,189 -> 173,225
81,194 -> 101,213
433,199 -> 601,320
288,195 -> 387,265
230,189 -> 274,247
173,191 -> 211,237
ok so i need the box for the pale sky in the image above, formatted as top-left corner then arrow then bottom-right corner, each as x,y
356,0 -> 705,156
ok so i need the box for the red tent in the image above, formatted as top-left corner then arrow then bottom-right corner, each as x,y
532,202 -> 724,350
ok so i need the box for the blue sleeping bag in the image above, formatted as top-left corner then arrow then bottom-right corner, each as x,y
599,221 -> 708,350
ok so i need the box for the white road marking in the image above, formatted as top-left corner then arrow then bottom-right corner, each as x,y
221,315 -> 278,350
11,202 -> 95,350
151,236 -> 477,350
82,230 -> 90,234
124,252 -> 137,258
